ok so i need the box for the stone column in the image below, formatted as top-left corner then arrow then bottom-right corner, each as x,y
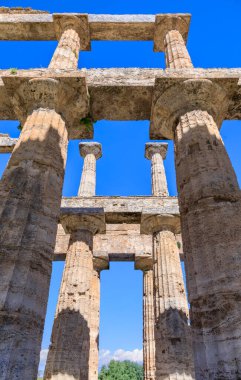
151,78 -> 241,377
164,30 -> 193,69
145,142 -> 168,197
78,143 -> 102,197
143,269 -> 156,380
141,215 -> 194,380
0,79 -> 68,380
49,15 -> 90,70
44,210 -> 106,380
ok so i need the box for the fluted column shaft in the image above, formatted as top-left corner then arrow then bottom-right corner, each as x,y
143,270 -> 156,380
164,30 -> 193,69
153,229 -> 194,379
151,152 -> 168,196
44,229 -> 95,380
78,153 -> 96,197
175,109 -> 241,378
0,108 -> 68,380
49,27 -> 80,69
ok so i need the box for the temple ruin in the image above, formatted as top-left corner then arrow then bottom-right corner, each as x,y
0,7 -> 241,380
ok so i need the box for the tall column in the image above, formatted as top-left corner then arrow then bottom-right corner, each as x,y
143,269 -> 156,380
141,215 -> 194,380
44,211 -> 106,380
145,143 -> 168,196
151,78 -> 241,377
78,143 -> 102,197
164,30 -> 193,69
0,78 -> 69,380
49,15 -> 90,70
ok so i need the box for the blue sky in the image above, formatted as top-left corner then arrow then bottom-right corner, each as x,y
1,0 -> 241,374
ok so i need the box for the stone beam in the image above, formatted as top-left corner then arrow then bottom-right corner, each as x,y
0,13 -> 190,49
0,69 -> 241,133
0,133 -> 18,153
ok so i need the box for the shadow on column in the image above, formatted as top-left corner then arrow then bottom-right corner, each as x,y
44,308 -> 90,379
155,308 -> 194,379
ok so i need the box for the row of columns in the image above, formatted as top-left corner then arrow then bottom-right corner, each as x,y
0,12 -> 240,380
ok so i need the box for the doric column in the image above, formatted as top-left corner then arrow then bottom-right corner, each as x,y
143,269 -> 156,380
78,142 -> 102,197
44,210 -> 106,380
49,14 -> 90,70
141,214 -> 194,379
0,79 -> 68,380
153,14 -> 192,69
151,78 -> 241,377
145,142 -> 168,196
164,30 -> 193,69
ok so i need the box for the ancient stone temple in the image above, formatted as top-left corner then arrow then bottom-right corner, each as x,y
0,7 -> 241,380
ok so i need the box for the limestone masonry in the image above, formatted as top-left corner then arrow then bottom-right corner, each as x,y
0,8 -> 240,380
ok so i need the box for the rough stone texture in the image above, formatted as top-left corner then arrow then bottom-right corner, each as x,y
1,68 -> 241,129
153,229 -> 194,379
0,7 -> 49,14
0,82 -> 69,379
164,30 -> 193,69
145,143 -> 169,196
0,133 -> 18,153
175,109 -> 241,379
78,143 -> 102,197
143,270 -> 156,380
0,13 -> 190,46
44,229 -> 95,380
45,211 -> 106,380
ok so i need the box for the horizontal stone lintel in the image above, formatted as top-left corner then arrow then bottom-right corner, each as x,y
0,13 -> 190,49
0,69 -> 241,138
0,133 -> 18,152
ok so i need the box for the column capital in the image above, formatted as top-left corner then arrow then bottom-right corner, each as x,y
60,207 -> 106,235
93,251 -> 110,271
79,142 -> 102,160
151,78 -> 234,139
153,14 -> 191,52
2,74 -> 91,139
145,142 -> 168,160
141,212 -> 180,235
53,13 -> 91,51
135,253 -> 153,271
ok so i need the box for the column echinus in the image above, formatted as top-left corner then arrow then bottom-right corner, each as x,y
44,143 -> 107,380
49,14 -> 90,70
0,71 -> 89,379
142,143 -> 194,380
151,22 -> 241,375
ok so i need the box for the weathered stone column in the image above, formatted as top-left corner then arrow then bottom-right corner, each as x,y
49,14 -> 90,70
78,143 -> 102,197
141,214 -> 194,379
153,15 -> 192,69
44,210 -> 106,380
0,79 -> 68,380
151,78 -> 241,377
143,269 -> 156,380
145,142 -> 168,196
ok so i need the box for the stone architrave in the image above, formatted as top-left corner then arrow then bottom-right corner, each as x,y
49,14 -> 90,70
44,209 -> 106,380
0,75 -> 88,380
145,142 -> 168,197
151,76 -> 241,377
141,214 -> 194,379
78,142 -> 102,197
0,133 -> 18,153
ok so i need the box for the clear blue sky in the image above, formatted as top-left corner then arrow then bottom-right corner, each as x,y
1,0 -> 241,374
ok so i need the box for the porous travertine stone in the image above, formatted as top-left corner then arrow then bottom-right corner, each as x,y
164,30 -> 193,69
175,109 -> 241,379
145,143 -> 168,196
141,214 -> 194,380
44,211 -> 106,380
78,142 -> 102,197
143,270 -> 156,380
0,79 -> 69,380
